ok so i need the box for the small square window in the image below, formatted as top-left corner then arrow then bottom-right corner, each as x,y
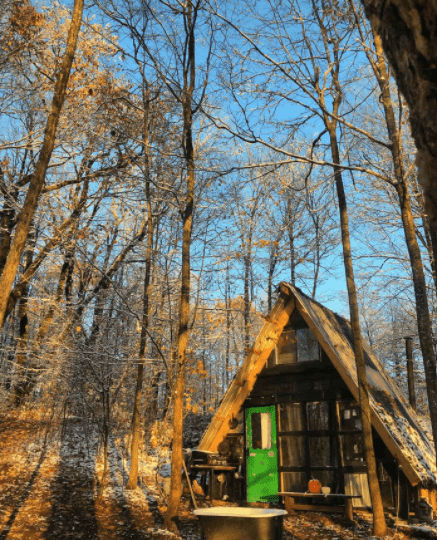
277,330 -> 297,364
340,404 -> 362,431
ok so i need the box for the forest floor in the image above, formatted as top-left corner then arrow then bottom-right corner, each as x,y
1,413 -> 437,540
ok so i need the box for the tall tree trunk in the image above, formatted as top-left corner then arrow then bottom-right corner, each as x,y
287,198 -> 296,286
268,245 -> 279,311
13,234 -> 34,405
0,0 -> 84,327
148,284 -> 167,423
243,252 -> 251,353
164,1 -> 196,529
311,28 -> 385,530
126,87 -> 153,490
145,368 -> 160,433
162,350 -> 175,421
311,214 -> 320,299
97,390 -> 110,501
328,126 -> 387,537
418,193 -> 437,292
225,264 -> 231,388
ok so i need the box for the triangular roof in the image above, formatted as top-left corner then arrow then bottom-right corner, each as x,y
198,282 -> 437,487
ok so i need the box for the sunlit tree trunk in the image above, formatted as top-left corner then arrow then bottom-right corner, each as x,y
318,26 -> 386,530
328,125 -> 387,537
243,249 -> 251,353
126,85 -> 153,490
0,0 -> 84,327
164,1 -> 197,529
287,198 -> 296,286
225,263 -> 231,388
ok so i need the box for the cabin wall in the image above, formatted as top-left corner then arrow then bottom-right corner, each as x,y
207,308 -> 419,513
245,358 -> 373,506
241,314 -> 409,512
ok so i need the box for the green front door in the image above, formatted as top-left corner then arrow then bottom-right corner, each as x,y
246,405 -> 279,502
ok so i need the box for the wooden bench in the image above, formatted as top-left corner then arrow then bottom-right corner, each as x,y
277,492 -> 361,521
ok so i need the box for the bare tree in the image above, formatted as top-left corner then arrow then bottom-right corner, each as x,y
0,0 -> 84,327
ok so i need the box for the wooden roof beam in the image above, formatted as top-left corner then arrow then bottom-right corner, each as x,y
198,291 -> 295,452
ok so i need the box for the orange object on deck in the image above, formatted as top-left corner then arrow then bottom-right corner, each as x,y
308,479 -> 322,493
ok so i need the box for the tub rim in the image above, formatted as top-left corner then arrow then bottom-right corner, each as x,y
193,507 -> 287,518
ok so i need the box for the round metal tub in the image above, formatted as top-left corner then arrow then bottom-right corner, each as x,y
193,507 -> 287,540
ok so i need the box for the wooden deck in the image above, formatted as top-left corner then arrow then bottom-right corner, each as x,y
278,491 -> 361,521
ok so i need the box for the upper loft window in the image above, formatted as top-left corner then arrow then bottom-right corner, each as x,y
267,327 -> 320,367
276,329 -> 297,364
296,328 -> 320,362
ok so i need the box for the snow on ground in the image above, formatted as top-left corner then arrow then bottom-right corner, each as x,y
1,413 -> 437,539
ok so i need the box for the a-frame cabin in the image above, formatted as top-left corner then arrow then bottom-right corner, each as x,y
195,283 -> 437,518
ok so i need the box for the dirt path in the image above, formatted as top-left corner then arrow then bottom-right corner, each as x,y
44,423 -> 99,539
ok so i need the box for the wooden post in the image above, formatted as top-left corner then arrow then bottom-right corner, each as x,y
405,337 -> 417,411
284,495 -> 295,514
345,497 -> 354,521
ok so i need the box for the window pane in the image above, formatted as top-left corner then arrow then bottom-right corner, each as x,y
342,434 -> 365,465
309,437 -> 337,467
345,473 -> 371,507
279,403 -> 304,432
280,436 -> 305,466
276,330 -> 297,364
307,401 -> 330,430
251,412 -> 271,449
282,472 -> 307,492
340,404 -> 362,431
297,328 -> 320,362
